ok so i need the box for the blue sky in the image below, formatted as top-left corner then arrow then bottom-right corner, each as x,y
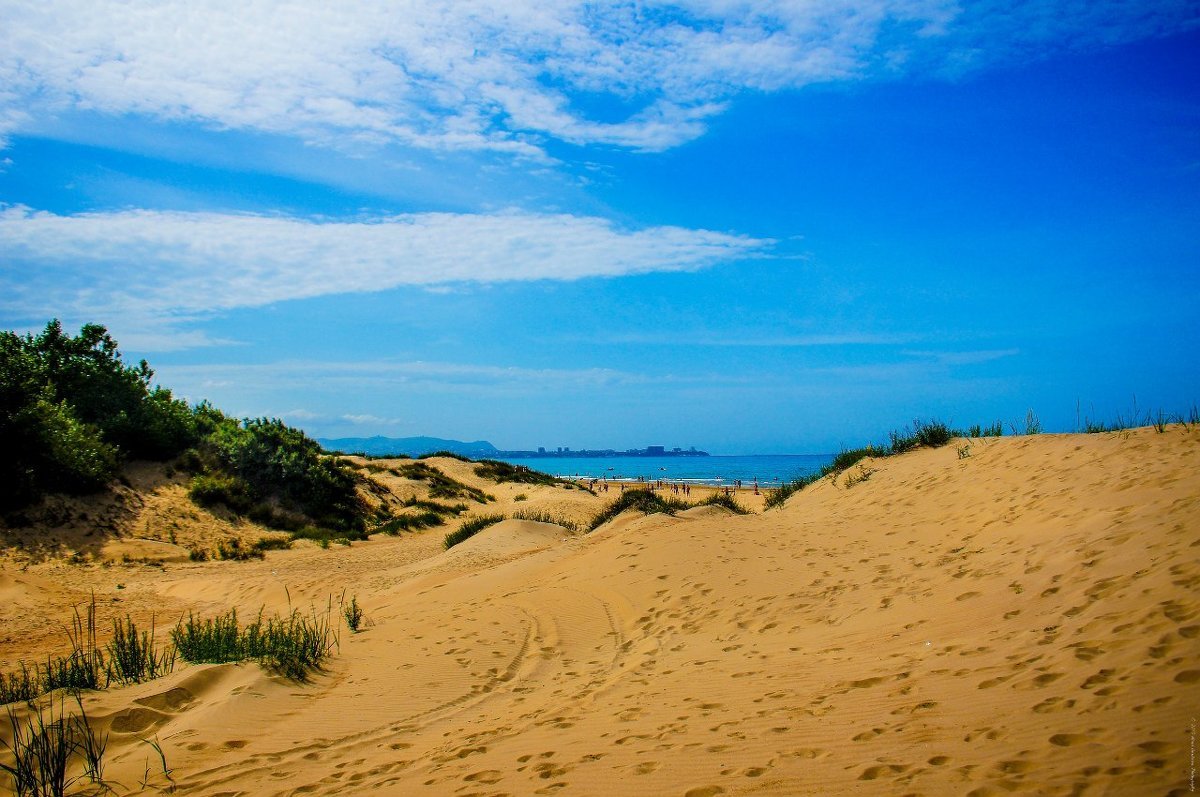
1,2 -> 1197,453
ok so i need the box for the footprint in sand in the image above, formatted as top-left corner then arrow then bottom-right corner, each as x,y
684,788 -> 725,797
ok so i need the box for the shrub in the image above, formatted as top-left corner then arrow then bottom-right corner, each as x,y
188,474 -> 254,513
444,514 -> 505,549
215,538 -> 265,561
202,418 -> 368,531
913,419 -> 955,448
417,450 -> 473,462
0,322 -> 201,510
343,596 -> 363,633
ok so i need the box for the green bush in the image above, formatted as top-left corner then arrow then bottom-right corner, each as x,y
1,321 -> 201,511
188,474 -> 254,513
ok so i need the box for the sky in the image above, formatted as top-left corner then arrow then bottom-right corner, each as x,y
1,1 -> 1198,454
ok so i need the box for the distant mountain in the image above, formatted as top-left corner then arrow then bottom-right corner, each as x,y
317,435 -> 498,458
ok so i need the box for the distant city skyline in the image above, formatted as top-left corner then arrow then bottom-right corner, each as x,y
2,3 -> 1197,453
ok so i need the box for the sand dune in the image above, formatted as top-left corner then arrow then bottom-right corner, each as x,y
1,428 -> 1197,795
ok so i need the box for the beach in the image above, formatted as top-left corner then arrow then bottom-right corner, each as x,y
1,426 -> 1197,795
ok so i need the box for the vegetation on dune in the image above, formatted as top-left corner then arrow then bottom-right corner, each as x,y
0,321 -> 199,511
765,418 -> 963,510
0,319 -> 372,539
586,488 -> 752,531
397,462 -> 493,503
417,450 -> 472,462
171,606 -> 337,681
510,508 -> 580,532
0,598 -> 176,706
473,459 -> 564,487
185,414 -> 370,534
444,514 -> 505,549
2,693 -> 115,797
587,489 -> 690,531
693,491 -> 750,514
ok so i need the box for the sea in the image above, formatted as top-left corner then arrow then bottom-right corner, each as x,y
491,454 -> 834,488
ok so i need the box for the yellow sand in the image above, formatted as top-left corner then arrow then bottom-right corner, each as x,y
1,429 -> 1197,795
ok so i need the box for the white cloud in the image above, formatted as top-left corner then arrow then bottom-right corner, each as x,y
1,1 -> 1192,154
156,359 -> 656,401
0,205 -> 769,343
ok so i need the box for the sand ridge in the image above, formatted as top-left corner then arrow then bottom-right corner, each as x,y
1,429 -> 1197,795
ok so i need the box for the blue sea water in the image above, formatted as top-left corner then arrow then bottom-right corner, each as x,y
492,454 -> 834,488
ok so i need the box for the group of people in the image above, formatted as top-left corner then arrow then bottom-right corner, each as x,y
578,476 -> 762,497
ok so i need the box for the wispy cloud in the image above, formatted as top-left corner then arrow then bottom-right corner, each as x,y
604,332 -> 918,347
159,359 -> 652,395
0,205 -> 769,345
1,2 -> 1193,155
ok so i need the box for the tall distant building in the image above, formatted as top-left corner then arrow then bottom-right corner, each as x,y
647,445 -> 665,455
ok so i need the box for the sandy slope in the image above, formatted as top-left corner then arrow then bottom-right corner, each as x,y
1,429 -> 1198,795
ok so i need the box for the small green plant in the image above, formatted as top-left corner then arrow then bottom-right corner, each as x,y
843,464 -> 876,488
140,735 -> 174,791
444,514 -> 505,548
1152,409 -> 1168,433
956,443 -> 971,459
343,595 -> 364,633
513,493 -> 528,502
1023,409 -> 1042,435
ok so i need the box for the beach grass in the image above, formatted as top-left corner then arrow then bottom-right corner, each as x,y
693,491 -> 750,514
511,508 -> 580,532
171,606 -> 337,681
374,511 -> 445,535
105,616 -> 174,685
587,490 -> 691,531
444,514 -> 505,549
398,462 -> 494,503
